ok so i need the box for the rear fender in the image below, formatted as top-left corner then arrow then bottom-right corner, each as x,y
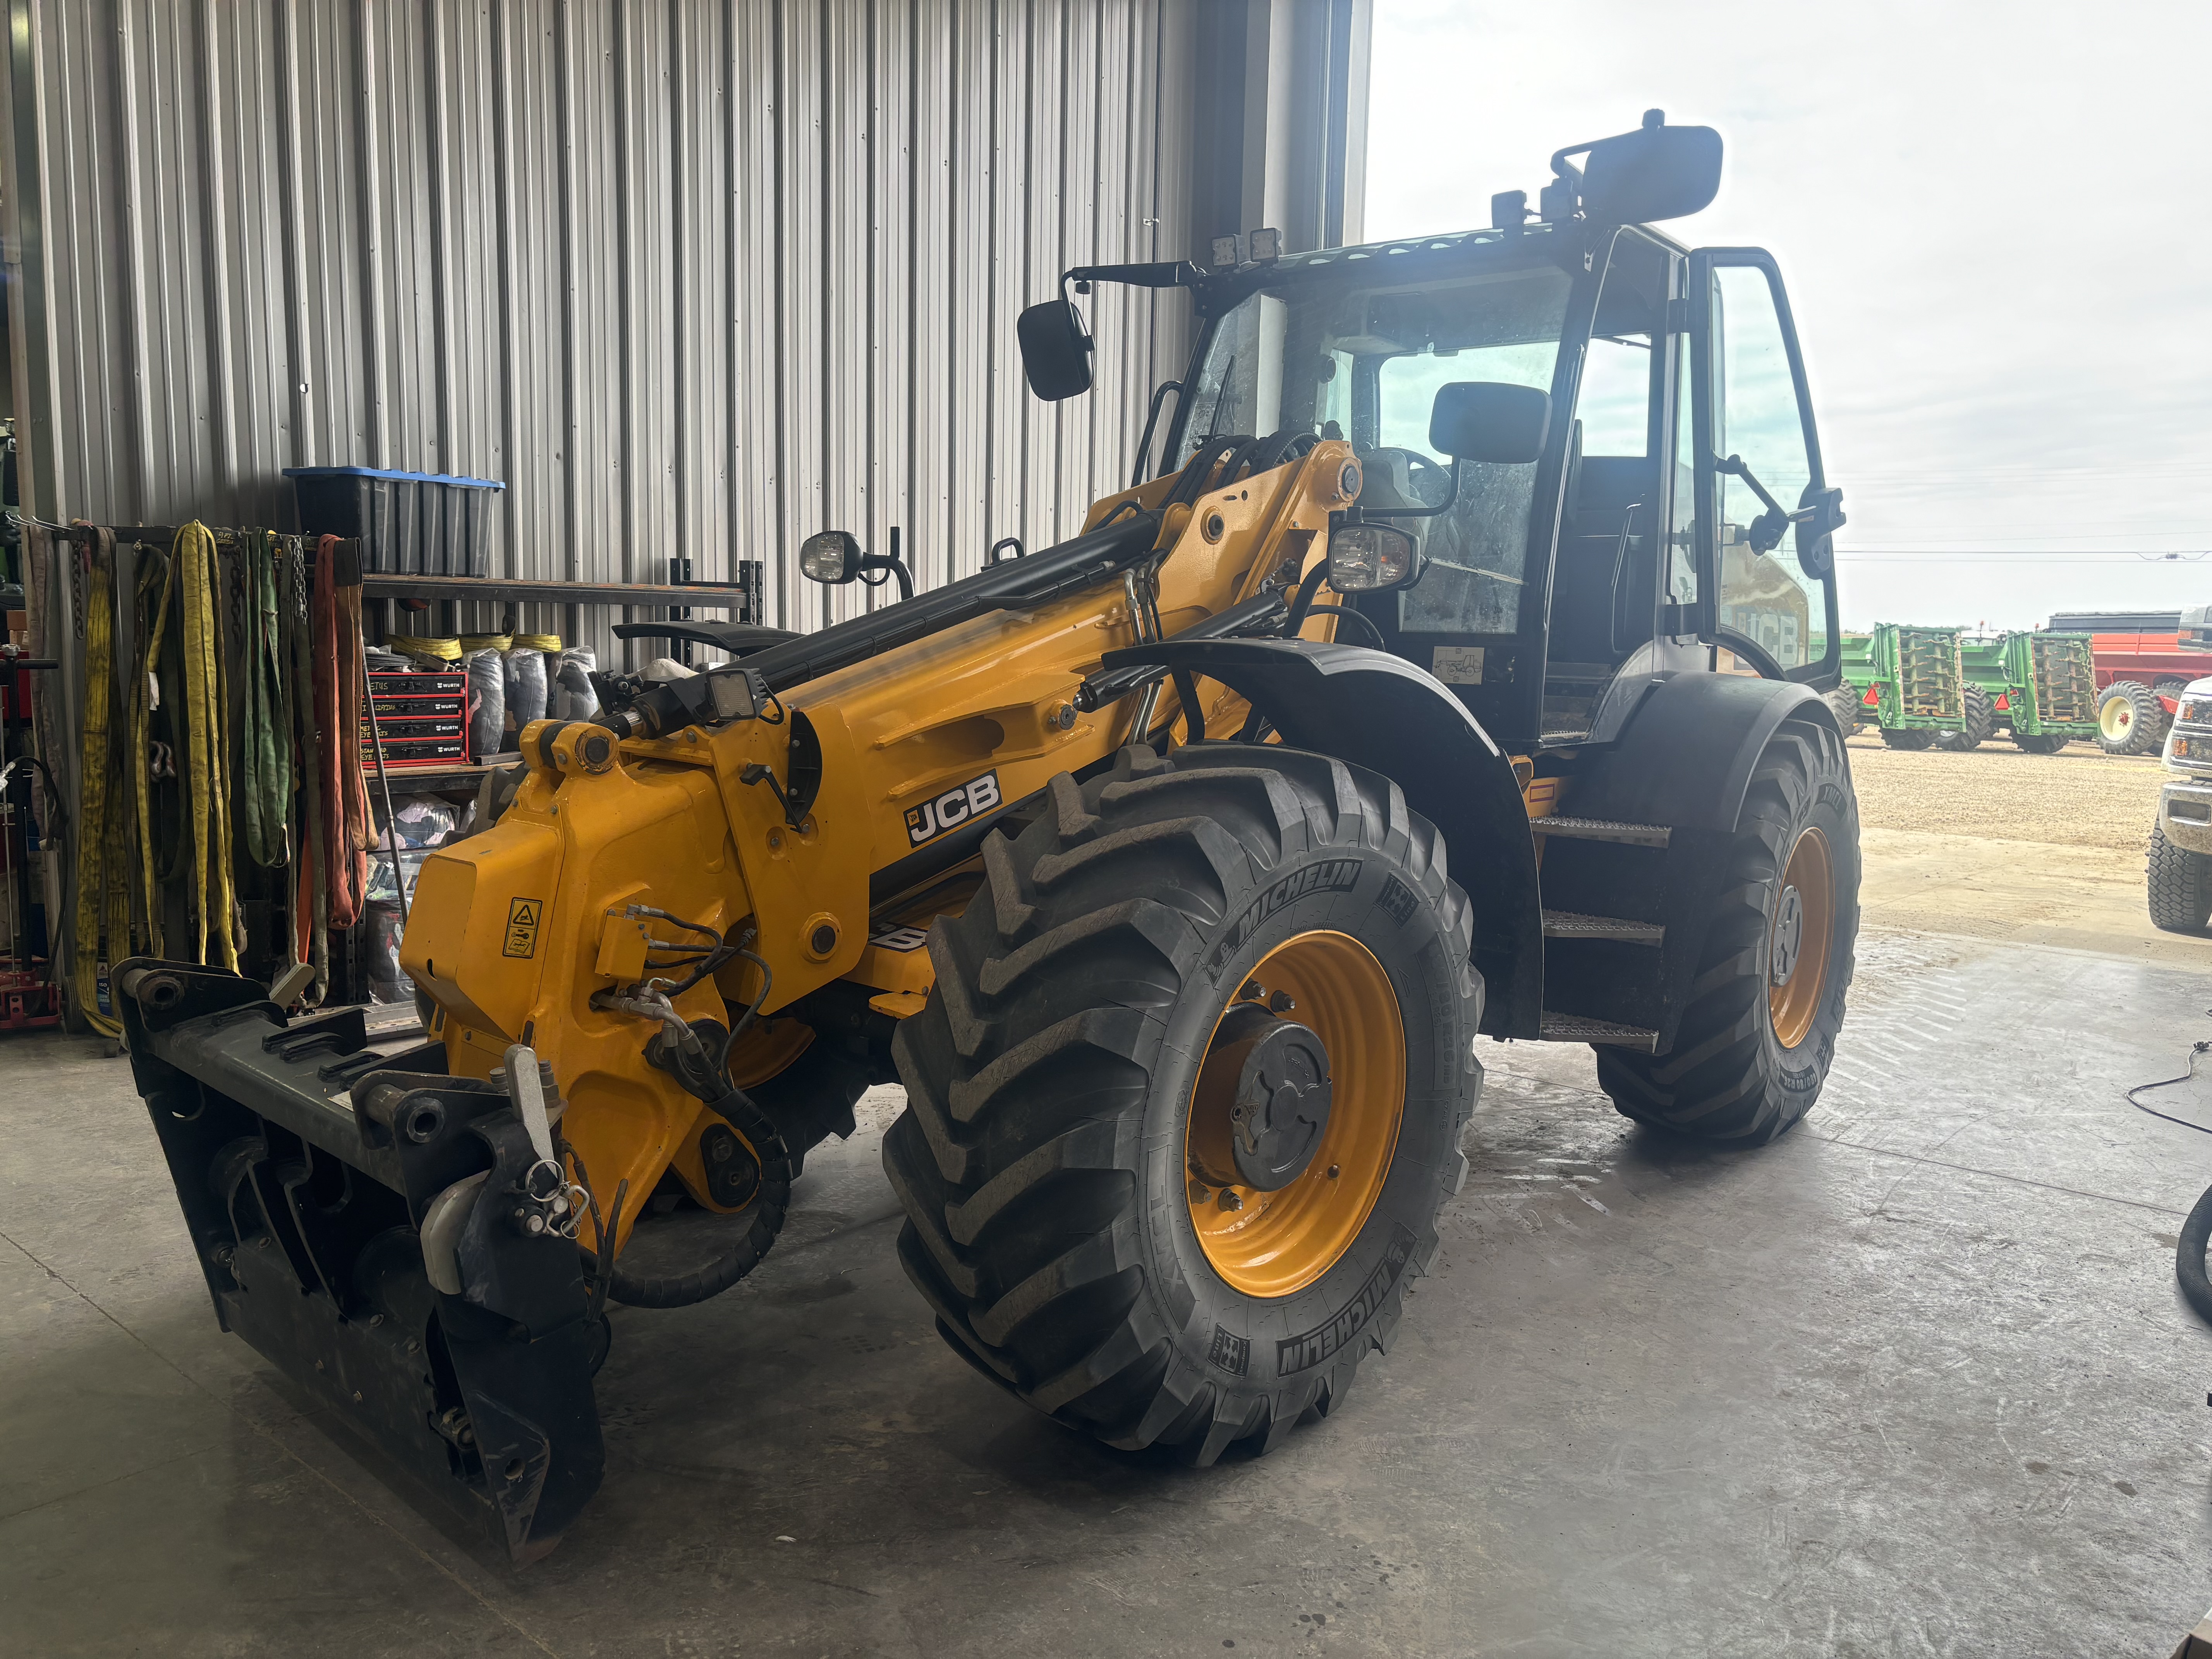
1100,637 -> 1545,1039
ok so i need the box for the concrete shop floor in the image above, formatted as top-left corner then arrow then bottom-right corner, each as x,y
5,916 -> 2211,1657
5,731 -> 2211,1656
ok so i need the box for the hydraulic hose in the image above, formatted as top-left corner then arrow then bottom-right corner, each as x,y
2125,1039 -> 2212,1328
606,1080 -> 793,1310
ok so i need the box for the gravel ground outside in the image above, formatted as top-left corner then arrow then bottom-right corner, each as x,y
1845,732 -> 2166,850
1838,728 -> 2212,963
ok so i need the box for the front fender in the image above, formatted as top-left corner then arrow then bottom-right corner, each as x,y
1103,637 -> 1545,1039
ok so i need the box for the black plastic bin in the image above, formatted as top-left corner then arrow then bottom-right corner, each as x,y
285,465 -> 505,576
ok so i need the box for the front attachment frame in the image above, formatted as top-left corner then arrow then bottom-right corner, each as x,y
117,959 -> 605,1564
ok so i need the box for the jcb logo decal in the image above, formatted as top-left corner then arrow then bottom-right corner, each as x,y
905,770 -> 1002,847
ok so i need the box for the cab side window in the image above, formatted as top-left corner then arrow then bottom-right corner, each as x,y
1710,266 -> 1822,672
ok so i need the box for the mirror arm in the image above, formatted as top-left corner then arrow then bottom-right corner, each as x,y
1714,453 -> 1788,519
1357,456 -> 1462,520
1065,261 -> 1205,293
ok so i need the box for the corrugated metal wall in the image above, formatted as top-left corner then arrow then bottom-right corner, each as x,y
2,0 -> 1200,659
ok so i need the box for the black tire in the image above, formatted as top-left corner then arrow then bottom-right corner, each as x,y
1878,725 -> 1935,750
2147,821 -> 2212,934
2098,682 -> 2163,756
1935,685 -> 1996,751
1595,716 -> 1860,1146
2011,731 -> 2070,754
1823,684 -> 1864,737
886,743 -> 1482,1464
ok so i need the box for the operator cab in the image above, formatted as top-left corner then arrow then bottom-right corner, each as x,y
1138,112 -> 1844,751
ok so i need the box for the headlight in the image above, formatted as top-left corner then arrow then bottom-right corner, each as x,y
2175,733 -> 2205,762
2181,699 -> 2210,725
800,530 -> 859,584
1326,522 -> 1419,591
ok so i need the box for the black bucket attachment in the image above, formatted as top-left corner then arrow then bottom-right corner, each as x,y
117,960 -> 604,1563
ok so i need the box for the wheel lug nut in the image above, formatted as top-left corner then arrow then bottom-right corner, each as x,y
1217,1189 -> 1243,1212
1268,991 -> 1295,1013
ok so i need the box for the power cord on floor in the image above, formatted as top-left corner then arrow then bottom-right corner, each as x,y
2125,1030 -> 2212,1329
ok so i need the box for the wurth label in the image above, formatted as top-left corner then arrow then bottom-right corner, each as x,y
905,770 -> 1003,847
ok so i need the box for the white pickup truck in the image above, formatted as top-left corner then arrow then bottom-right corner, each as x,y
2151,673 -> 2212,932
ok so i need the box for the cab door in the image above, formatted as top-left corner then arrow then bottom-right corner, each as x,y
1685,249 -> 1844,684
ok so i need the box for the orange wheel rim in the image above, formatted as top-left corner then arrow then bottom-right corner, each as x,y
1184,929 -> 1406,1298
1767,827 -> 1834,1049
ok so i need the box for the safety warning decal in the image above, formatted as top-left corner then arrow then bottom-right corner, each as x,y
904,769 -> 1002,847
503,897 -> 544,959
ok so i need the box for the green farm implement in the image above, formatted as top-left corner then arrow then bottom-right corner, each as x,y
1838,627 -> 2094,753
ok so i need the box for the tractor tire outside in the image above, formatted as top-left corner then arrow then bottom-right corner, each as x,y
2099,682 -> 2164,755
1878,725 -> 1936,750
2148,821 -> 2212,935
1935,684 -> 1997,751
1823,684 -> 1864,737
1595,716 -> 1860,1146
2011,731 -> 2070,754
886,742 -> 1482,1465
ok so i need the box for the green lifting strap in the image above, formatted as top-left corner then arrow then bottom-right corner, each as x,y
241,529 -> 292,869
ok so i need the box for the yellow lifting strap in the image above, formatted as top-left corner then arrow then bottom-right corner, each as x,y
388,633 -> 462,660
175,522 -> 239,971
69,527 -> 127,1038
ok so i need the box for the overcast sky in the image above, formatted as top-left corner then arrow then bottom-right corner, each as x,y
1364,0 -> 2212,630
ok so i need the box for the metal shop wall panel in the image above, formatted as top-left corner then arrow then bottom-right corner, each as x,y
4,0 -> 1204,661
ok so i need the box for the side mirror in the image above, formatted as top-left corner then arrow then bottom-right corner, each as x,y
800,530 -> 861,584
1429,382 -> 1551,464
1794,484 -> 1846,578
1580,122 -> 1723,226
1017,298 -> 1094,401
1327,523 -> 1420,592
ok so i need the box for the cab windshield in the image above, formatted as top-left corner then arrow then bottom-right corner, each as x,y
1176,259 -> 1573,636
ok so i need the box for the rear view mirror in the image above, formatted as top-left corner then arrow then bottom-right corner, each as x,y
1017,299 -> 1094,400
1794,485 -> 1846,578
1580,121 -> 1723,226
1429,382 -> 1551,464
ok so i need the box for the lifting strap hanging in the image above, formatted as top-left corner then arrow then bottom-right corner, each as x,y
68,526 -> 127,1038
314,532 -> 371,929
128,543 -> 177,961
283,539 -> 330,1000
175,522 -> 239,970
240,529 -> 292,869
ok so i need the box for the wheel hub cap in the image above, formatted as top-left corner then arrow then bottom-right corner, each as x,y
1769,886 -> 1804,988
1197,1007 -> 1334,1190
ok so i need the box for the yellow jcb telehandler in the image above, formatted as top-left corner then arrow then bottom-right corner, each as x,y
120,113 -> 1857,1560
